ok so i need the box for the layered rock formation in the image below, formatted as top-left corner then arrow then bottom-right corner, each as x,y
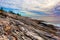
0,11 -> 60,40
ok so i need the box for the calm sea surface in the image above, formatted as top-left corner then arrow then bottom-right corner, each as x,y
32,16 -> 60,27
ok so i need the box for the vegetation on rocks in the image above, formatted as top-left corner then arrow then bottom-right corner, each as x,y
0,7 -> 21,16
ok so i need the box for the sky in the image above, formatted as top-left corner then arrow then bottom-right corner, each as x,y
0,0 -> 60,24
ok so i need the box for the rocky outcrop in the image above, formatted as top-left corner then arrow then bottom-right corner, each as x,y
0,11 -> 60,40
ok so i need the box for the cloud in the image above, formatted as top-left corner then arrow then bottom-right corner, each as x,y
20,11 -> 42,17
0,0 -> 60,24
27,10 -> 48,15
0,0 -> 60,16
0,0 -> 22,9
52,3 -> 60,16
22,0 -> 60,12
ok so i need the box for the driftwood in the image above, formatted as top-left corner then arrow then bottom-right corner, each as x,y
0,11 -> 60,40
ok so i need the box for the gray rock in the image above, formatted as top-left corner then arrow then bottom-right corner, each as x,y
0,11 -> 60,40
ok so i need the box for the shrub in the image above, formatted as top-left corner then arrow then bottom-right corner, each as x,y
9,11 -> 15,14
0,7 -> 4,11
16,13 -> 21,16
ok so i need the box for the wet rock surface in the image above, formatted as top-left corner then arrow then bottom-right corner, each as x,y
0,11 -> 60,40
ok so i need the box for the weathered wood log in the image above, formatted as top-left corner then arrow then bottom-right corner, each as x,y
0,11 -> 60,40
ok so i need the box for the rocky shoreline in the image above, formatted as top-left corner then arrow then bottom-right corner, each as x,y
0,11 -> 60,40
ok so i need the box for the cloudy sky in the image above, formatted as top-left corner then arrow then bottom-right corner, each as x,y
0,0 -> 60,24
